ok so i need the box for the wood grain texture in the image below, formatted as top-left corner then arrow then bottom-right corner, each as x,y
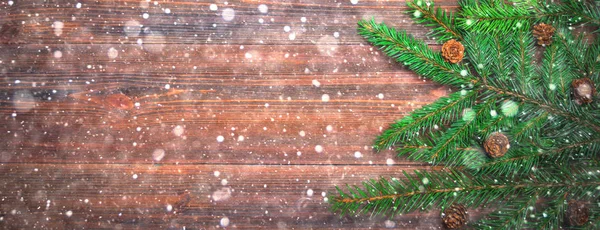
0,0 -> 457,229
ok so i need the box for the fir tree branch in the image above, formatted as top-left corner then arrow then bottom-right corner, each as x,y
586,39 -> 600,78
514,30 -> 536,94
483,84 -> 600,133
539,37 -> 572,95
357,19 -> 477,87
512,111 -> 548,142
552,0 -> 600,26
332,168 -> 600,216
463,33 -> 494,82
345,0 -> 600,226
544,39 -> 560,90
475,193 -> 538,229
374,90 -> 478,151
477,137 -> 600,176
555,29 -> 600,103
531,192 -> 568,229
556,30 -> 588,74
401,144 -> 487,170
401,145 -> 477,152
458,0 -> 534,34
428,98 -> 496,164
477,115 -> 506,135
458,0 -> 600,35
407,0 -> 464,42
490,35 -> 513,80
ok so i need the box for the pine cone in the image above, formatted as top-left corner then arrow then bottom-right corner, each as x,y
572,78 -> 596,104
532,23 -> 555,46
484,132 -> 510,158
442,204 -> 467,229
441,39 -> 464,64
567,200 -> 589,226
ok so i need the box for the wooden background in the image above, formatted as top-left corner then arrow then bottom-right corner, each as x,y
0,0 -> 460,229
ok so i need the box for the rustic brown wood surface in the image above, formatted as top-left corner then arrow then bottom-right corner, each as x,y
0,0 -> 464,229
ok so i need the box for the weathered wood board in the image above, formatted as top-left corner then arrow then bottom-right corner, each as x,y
0,0 -> 461,229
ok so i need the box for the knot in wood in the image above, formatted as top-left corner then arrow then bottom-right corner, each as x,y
0,21 -> 20,44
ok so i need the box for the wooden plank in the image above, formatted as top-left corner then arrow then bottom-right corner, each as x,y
0,0 -> 458,228
0,163 -> 456,229
4,0 -> 454,45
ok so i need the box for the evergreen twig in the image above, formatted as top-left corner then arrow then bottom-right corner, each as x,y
407,0 -> 464,42
358,19 -> 477,88
333,0 -> 600,228
332,168 -> 600,218
458,0 -> 600,35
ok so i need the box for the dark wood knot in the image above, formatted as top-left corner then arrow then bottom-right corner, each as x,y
0,21 -> 19,44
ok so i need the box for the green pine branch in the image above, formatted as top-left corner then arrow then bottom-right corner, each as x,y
513,30 -> 536,93
331,168 -> 600,221
482,83 -> 600,134
539,35 -> 572,95
586,39 -> 600,81
334,0 -> 600,227
458,0 -> 535,34
357,19 -> 477,87
369,8 -> 600,164
462,33 -> 495,81
374,88 -> 478,151
457,0 -> 600,35
530,193 -> 568,229
426,98 -> 496,165
556,29 -> 590,76
474,193 -> 537,229
476,137 -> 600,176
511,110 -> 548,142
488,35 -> 514,81
407,0 -> 464,42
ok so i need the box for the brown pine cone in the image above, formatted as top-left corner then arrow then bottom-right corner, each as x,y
441,39 -> 464,64
572,78 -> 596,104
442,204 -> 467,229
484,132 -> 510,158
567,200 -> 589,226
533,23 -> 555,46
